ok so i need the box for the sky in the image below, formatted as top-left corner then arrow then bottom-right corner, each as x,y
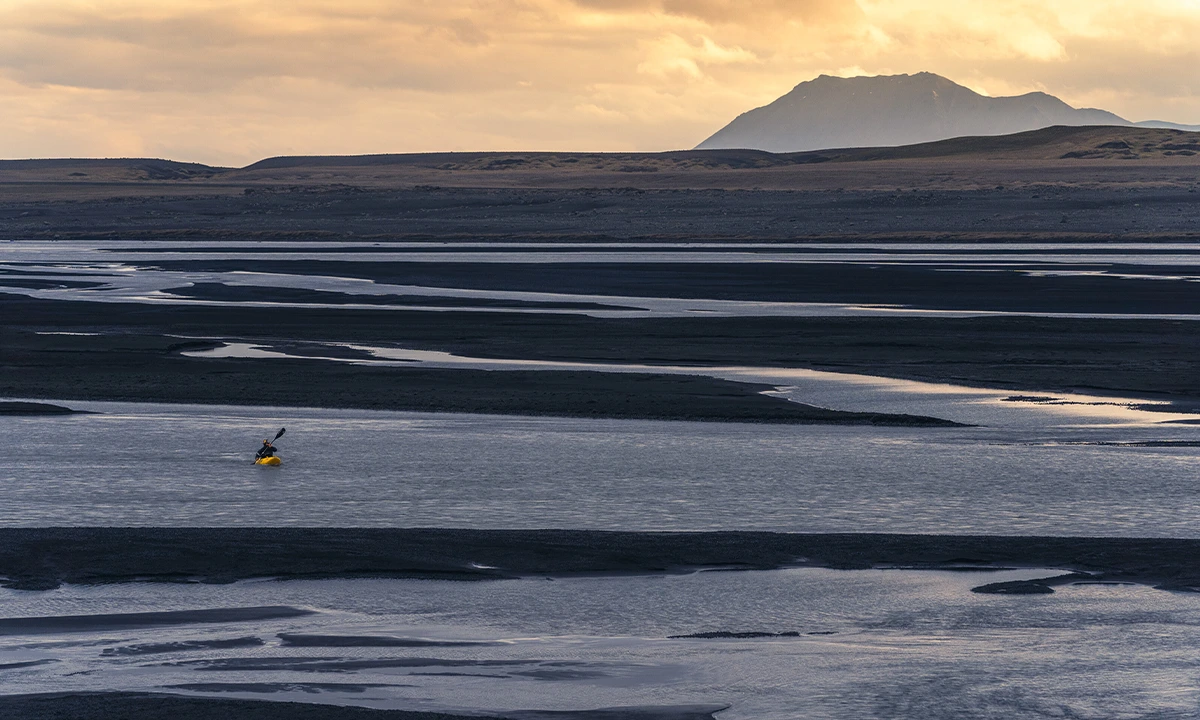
1,0 -> 1198,165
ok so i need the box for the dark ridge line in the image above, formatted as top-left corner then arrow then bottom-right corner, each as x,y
242,127 -> 1200,170
0,158 -> 226,171
6,125 -> 1198,176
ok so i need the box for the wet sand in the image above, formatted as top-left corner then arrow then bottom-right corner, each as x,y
0,319 -> 958,426
0,401 -> 85,415
0,607 -> 314,635
0,296 -> 974,425
3,294 -> 1198,417
3,528 -> 1199,593
0,693 -> 727,720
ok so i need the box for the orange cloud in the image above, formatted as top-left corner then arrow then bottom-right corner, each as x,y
0,0 -> 1197,163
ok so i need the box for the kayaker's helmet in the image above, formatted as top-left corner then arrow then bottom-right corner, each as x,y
263,439 -> 270,444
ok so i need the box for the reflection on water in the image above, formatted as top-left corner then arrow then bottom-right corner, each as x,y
186,341 -> 1200,428
3,237 -> 1200,319
2,570 -> 1200,719
0,262 -> 969,319
1,399 -> 1198,534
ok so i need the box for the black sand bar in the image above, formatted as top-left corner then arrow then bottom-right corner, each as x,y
0,606 -> 314,635
2,528 -> 1199,593
0,693 -> 729,720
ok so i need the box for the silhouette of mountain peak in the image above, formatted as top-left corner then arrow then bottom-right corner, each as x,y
696,72 -> 1131,152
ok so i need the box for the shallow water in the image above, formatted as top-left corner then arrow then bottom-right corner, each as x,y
2,570 -> 1199,719
4,238 -> 1200,319
5,242 -> 1200,716
9,238 -> 1200,262
2,398 -> 1199,534
187,341 -> 1200,427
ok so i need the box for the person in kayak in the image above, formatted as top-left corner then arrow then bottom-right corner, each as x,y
255,439 -> 277,460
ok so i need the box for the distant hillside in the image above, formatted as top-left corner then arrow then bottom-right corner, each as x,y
1,126 -> 1197,190
697,72 -> 1200,152
0,158 -> 225,182
240,126 -> 1200,173
786,125 -> 1200,162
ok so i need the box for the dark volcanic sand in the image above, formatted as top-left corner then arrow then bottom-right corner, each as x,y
0,298 -> 964,426
3,295 -> 1199,414
2,528 -> 1199,593
0,693 -> 727,720
3,168 -> 1200,241
0,606 -> 314,635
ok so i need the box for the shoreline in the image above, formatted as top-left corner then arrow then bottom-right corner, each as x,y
3,528 -> 1199,594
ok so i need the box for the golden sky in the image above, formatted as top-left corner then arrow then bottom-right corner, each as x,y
1,0 -> 1198,165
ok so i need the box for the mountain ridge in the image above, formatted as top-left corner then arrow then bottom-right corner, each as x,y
2,126 -> 1198,189
696,72 -> 1200,152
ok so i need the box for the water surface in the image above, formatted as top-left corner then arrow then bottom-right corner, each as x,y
2,399 -> 1198,535
2,570 -> 1198,719
4,238 -> 1200,319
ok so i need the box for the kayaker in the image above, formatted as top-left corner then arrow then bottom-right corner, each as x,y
255,439 -> 277,460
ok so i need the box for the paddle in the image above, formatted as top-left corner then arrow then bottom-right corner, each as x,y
254,427 -> 286,462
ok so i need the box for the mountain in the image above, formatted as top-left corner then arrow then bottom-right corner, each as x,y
1135,119 -> 1200,131
696,72 -> 1197,152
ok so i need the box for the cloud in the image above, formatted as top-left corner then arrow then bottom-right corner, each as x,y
659,0 -> 861,24
636,35 -> 757,78
0,0 -> 1197,163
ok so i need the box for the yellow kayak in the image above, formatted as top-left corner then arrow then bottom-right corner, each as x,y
255,456 -> 281,466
